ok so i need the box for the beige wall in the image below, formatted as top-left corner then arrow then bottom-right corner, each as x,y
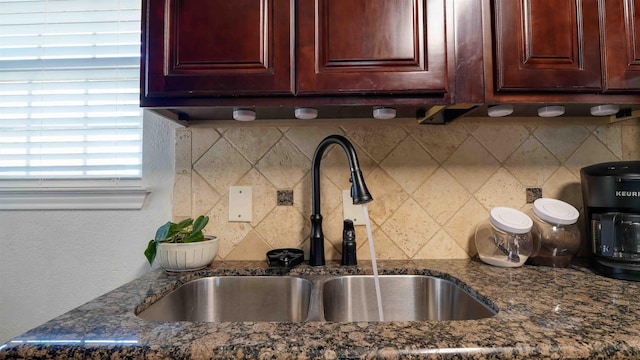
172,120 -> 640,261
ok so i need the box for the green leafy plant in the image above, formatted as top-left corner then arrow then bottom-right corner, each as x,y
144,215 -> 210,266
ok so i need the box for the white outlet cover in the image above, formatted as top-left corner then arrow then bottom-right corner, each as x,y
229,186 -> 252,222
342,190 -> 364,225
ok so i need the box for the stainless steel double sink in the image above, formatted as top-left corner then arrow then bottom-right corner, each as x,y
136,275 -> 497,323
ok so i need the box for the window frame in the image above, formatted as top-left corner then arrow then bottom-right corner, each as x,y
0,178 -> 148,210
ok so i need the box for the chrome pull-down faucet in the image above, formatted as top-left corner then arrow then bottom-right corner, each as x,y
309,135 -> 373,266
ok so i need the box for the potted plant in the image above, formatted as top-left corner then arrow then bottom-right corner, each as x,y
144,215 -> 218,271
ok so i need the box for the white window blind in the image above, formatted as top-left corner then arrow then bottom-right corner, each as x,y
0,0 -> 142,182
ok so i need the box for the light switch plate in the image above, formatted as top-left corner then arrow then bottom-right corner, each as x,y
342,190 -> 364,225
229,186 -> 252,222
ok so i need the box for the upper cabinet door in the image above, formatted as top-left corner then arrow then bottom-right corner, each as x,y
602,0 -> 640,92
295,0 -> 447,95
142,0 -> 293,102
493,0 -> 602,92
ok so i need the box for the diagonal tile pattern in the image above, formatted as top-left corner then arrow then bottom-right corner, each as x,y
472,124 -> 529,162
224,127 -> 283,163
255,206 -> 309,250
194,138 -> 251,195
343,125 -> 407,163
416,230 -> 468,259
256,138 -> 310,189
380,136 -> 438,194
381,198 -> 438,256
410,124 -> 468,163
534,125 -> 589,162
443,137 -> 500,193
475,168 -> 526,210
565,136 -> 619,178
364,167 -> 409,226
174,121 -> 635,261
594,125 -> 622,158
505,136 -> 559,186
286,126 -> 344,160
413,167 -> 470,225
191,172 -> 220,216
191,128 -> 220,163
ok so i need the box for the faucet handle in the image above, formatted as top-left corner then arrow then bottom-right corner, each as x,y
341,220 -> 357,266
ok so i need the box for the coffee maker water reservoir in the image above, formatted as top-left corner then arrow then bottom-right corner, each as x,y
581,161 -> 640,281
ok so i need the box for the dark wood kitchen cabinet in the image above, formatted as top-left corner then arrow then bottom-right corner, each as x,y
141,0 -> 449,106
296,0 -> 447,95
141,0 -> 294,100
602,0 -> 640,92
491,0 -> 640,94
493,0 -> 602,92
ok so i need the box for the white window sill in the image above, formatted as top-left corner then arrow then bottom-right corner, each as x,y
0,187 -> 149,210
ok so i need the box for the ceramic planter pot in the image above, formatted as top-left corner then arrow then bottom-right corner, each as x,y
156,236 -> 218,271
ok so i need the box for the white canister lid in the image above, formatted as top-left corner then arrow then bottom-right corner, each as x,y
490,207 -> 533,234
533,198 -> 579,225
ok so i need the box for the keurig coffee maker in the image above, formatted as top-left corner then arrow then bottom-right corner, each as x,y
581,161 -> 640,281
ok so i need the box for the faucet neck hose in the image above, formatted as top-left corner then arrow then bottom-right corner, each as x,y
311,135 -> 372,215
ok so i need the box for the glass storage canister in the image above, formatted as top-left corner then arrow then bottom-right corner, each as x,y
475,207 -> 534,268
528,198 -> 580,267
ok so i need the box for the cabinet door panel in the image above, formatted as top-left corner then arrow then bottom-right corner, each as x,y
603,0 -> 640,91
494,0 -> 602,91
296,0 -> 447,95
142,0 -> 293,101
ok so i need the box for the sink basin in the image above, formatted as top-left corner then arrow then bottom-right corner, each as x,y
136,274 -> 496,323
137,276 -> 312,322
322,275 -> 496,321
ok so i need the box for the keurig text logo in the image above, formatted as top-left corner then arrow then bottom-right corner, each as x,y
615,191 -> 640,197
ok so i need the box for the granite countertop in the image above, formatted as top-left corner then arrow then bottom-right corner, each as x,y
2,259 -> 640,359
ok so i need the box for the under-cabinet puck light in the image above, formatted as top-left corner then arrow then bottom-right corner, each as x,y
373,107 -> 396,120
294,107 -> 318,120
233,109 -> 256,122
537,105 -> 565,118
487,104 -> 514,117
590,104 -> 619,116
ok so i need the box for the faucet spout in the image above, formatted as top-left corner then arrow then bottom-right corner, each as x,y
309,135 -> 373,266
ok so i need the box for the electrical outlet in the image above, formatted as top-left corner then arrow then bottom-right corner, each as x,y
277,190 -> 294,206
342,190 -> 365,225
229,186 -> 252,222
526,188 -> 542,203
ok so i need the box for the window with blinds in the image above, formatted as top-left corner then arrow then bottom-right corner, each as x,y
0,0 -> 142,182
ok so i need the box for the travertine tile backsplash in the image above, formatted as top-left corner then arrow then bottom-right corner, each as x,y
172,120 -> 640,261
